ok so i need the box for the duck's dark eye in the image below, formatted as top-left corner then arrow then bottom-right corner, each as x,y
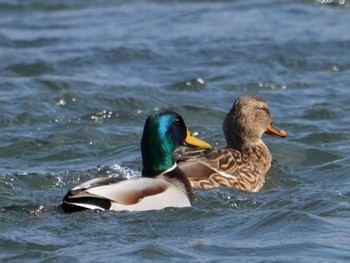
259,106 -> 270,115
173,118 -> 181,125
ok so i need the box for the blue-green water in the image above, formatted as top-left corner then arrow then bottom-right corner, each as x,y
1,0 -> 350,262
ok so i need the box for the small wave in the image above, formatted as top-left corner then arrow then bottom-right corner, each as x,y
96,164 -> 140,179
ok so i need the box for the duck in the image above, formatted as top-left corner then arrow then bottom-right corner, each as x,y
174,96 -> 287,192
61,111 -> 212,213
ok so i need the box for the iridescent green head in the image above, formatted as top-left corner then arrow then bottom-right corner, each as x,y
141,111 -> 211,177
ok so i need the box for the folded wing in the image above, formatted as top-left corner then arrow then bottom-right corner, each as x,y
61,177 -> 191,212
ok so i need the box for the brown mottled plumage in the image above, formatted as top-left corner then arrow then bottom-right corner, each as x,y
174,96 -> 287,192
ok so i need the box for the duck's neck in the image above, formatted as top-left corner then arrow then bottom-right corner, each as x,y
226,134 -> 245,150
225,129 -> 263,152
142,149 -> 175,177
223,112 -> 244,150
223,113 -> 262,151
224,119 -> 272,172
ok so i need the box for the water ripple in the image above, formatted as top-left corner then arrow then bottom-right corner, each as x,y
1,0 -> 350,262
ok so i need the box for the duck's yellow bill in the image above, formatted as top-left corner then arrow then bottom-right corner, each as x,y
184,129 -> 212,149
265,122 -> 287,138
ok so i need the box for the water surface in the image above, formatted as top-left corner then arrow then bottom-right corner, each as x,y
1,0 -> 350,262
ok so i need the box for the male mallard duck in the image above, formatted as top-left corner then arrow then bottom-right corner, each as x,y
174,96 -> 287,192
61,111 -> 212,212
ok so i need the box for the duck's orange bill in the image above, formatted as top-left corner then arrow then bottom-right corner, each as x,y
184,129 -> 212,149
265,122 -> 287,138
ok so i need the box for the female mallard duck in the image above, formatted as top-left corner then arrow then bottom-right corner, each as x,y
174,96 -> 287,192
61,111 -> 211,212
